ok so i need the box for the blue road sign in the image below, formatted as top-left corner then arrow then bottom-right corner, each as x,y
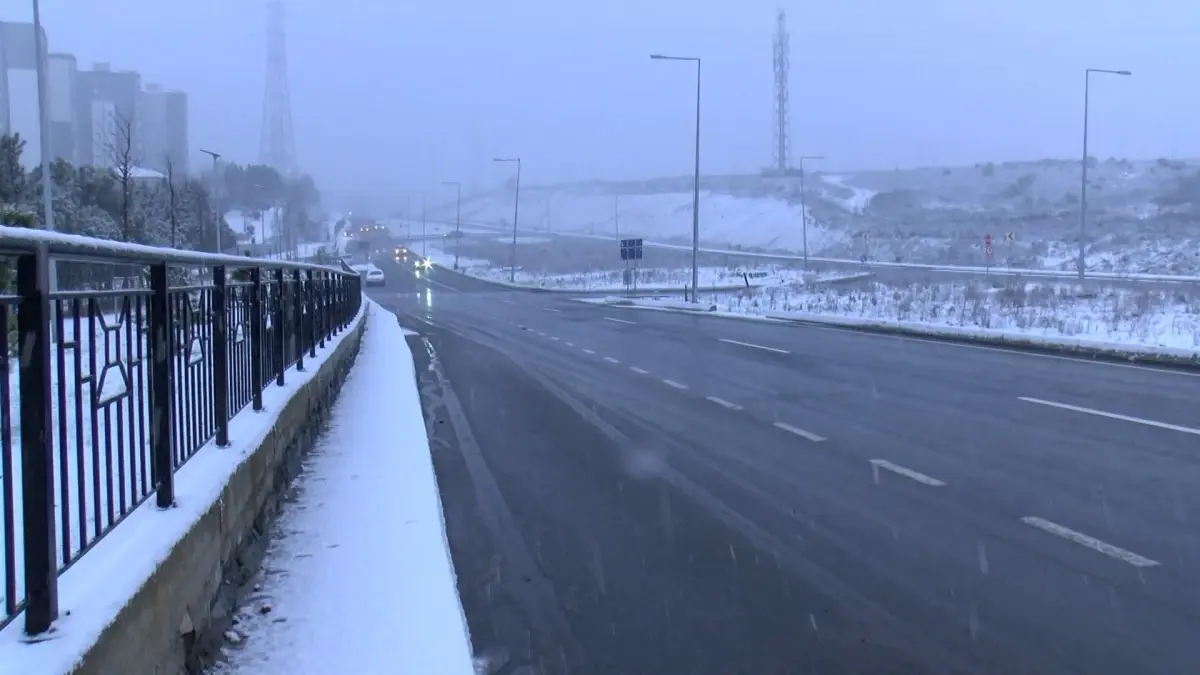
620,238 -> 644,261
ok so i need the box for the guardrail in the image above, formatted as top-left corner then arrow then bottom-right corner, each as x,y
0,225 -> 363,636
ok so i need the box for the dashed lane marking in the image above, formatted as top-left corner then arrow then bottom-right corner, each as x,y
1021,516 -> 1160,568
705,396 -> 743,411
869,459 -> 945,487
719,337 -> 790,355
662,379 -> 688,390
772,421 -> 825,442
1018,397 -> 1200,436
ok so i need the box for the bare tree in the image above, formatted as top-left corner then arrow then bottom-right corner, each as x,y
164,154 -> 179,248
107,111 -> 139,242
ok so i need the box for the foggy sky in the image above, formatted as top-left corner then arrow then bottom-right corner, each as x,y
7,0 -> 1200,211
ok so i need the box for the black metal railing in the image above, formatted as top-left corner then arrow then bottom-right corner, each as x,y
0,225 -> 362,636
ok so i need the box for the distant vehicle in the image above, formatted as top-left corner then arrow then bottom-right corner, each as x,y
365,268 -> 386,287
443,230 -> 465,239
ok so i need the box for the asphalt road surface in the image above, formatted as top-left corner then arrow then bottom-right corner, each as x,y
369,256 -> 1200,675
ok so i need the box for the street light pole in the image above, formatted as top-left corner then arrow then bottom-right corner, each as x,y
199,148 -> 222,253
494,157 -> 521,282
1078,68 -> 1131,280
421,193 -> 427,258
797,155 -> 825,270
651,53 -> 701,301
32,0 -> 56,290
442,181 -> 462,269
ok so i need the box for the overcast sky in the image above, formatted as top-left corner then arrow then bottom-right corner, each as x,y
6,0 -> 1200,211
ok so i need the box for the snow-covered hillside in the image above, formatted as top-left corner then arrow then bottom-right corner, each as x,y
440,158 -> 1200,276
452,189 -> 851,256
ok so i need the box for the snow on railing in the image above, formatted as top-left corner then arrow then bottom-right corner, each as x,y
0,226 -> 363,636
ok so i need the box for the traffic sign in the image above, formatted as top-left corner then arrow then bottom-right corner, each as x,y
1005,232 -> 1015,242
620,238 -> 644,261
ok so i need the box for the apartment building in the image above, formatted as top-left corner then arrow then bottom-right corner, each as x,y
0,21 -> 45,168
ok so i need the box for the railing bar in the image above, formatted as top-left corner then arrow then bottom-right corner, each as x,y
54,298 -> 70,566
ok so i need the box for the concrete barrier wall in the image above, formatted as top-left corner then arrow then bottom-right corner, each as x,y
70,308 -> 368,675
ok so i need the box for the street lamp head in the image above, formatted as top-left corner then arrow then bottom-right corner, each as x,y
1117,70 -> 1132,75
650,54 -> 666,60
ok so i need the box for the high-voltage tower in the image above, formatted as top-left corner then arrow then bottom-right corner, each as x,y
260,0 -> 296,175
771,8 -> 791,174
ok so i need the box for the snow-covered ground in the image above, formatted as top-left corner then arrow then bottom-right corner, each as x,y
0,299 -> 367,675
594,280 -> 1200,354
210,301 -> 474,675
452,190 -> 851,256
423,249 -> 861,292
439,158 -> 1200,276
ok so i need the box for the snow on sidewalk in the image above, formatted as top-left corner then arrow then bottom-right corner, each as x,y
212,300 -> 474,675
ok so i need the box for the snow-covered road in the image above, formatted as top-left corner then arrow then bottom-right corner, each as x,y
210,301 -> 474,675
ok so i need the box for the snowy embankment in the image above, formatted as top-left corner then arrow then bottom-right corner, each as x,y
456,189 -> 851,255
423,247 -> 865,293
211,301 -> 474,675
586,280 -> 1200,364
0,299 -> 367,675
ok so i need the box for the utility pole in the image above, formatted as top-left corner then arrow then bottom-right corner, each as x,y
494,157 -> 521,282
443,181 -> 462,269
421,194 -> 427,258
797,155 -> 824,270
614,195 -> 620,241
200,148 -> 222,252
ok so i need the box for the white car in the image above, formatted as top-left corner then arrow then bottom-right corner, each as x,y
365,268 -> 386,287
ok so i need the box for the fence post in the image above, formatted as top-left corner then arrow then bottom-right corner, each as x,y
249,267 -> 264,411
318,272 -> 327,349
149,262 -> 176,511
274,268 -> 286,386
306,269 -> 317,358
16,248 -> 58,635
212,266 -> 230,447
293,269 -> 305,372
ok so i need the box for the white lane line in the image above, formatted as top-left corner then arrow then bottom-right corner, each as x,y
1018,397 -> 1200,436
705,396 -> 743,411
582,349 -> 596,355
772,422 -> 826,442
662,379 -> 688,390
542,308 -> 562,313
500,300 -> 514,305
550,336 -> 560,341
630,366 -> 650,375
1020,516 -> 1160,568
604,317 -> 636,324
603,356 -> 620,364
869,459 -> 946,487
565,341 -> 575,347
718,338 -> 790,355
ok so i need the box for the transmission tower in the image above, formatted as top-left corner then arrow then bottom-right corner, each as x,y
771,8 -> 791,174
260,1 -> 296,175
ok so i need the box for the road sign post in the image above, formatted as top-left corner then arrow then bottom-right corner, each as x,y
1005,231 -> 1015,269
620,238 -> 644,296
984,234 -> 993,276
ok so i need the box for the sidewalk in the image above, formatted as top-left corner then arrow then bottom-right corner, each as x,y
212,300 -> 474,674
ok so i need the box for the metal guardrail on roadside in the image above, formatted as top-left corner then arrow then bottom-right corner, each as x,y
0,225 -> 363,636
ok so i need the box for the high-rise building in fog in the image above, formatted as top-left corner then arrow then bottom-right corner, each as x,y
76,62 -> 141,168
47,52 -> 78,164
0,21 -> 47,169
140,84 -> 188,173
